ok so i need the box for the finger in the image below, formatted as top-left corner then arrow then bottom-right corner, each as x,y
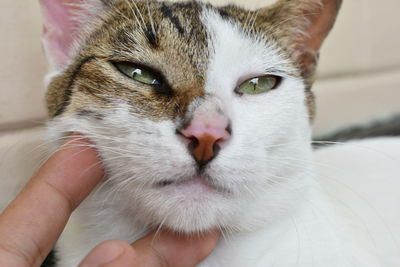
132,230 -> 220,267
79,230 -> 220,267
79,240 -> 138,267
0,135 -> 104,267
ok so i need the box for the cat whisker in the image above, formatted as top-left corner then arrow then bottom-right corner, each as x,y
313,140 -> 400,163
318,174 -> 400,253
23,140 -> 100,173
264,158 -> 400,254
146,1 -> 157,39
249,9 -> 261,34
98,169 -> 155,206
129,0 -> 147,29
289,215 -> 302,267
243,10 -> 254,34
43,132 -> 149,157
108,3 -> 129,22
311,140 -> 346,145
125,0 -> 145,30
262,173 -> 381,261
151,215 -> 168,245
267,12 -> 321,37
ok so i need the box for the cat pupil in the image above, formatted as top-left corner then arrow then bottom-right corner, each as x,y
132,69 -> 142,78
249,78 -> 259,91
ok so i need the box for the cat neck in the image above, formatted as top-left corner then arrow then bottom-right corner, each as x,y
204,183 -> 349,266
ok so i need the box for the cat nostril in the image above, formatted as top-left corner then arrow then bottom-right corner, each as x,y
213,142 -> 221,155
226,124 -> 232,135
177,124 -> 231,166
187,137 -> 199,152
189,134 -> 222,166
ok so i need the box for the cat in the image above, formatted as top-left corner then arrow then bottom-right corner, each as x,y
33,0 -> 400,266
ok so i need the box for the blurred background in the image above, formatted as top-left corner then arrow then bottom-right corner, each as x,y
0,0 -> 399,137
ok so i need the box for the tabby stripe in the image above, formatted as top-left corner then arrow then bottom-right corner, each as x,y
160,4 -> 185,36
144,23 -> 158,48
54,56 -> 95,117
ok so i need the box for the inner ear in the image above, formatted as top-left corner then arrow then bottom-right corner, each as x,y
39,0 -> 110,70
301,0 -> 342,52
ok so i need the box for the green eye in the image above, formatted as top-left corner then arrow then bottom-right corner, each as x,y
115,62 -> 161,86
236,75 -> 280,95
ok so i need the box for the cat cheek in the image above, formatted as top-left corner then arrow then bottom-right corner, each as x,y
76,110 -> 105,121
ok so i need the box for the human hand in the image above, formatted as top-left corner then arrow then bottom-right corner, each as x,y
0,135 -> 219,267
79,229 -> 220,267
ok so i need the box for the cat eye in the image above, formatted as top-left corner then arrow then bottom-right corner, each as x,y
114,62 -> 161,86
235,75 -> 280,95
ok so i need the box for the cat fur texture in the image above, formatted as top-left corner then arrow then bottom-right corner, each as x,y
39,0 -> 393,266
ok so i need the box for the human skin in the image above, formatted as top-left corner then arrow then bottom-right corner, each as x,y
0,135 -> 219,267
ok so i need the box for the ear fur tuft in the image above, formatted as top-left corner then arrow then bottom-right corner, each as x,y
39,0 -> 108,70
261,0 -> 342,80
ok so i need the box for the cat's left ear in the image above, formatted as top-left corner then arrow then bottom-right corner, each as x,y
261,0 -> 342,80
39,0 -> 109,71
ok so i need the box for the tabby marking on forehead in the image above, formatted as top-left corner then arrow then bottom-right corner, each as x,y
46,0 -> 322,121
47,1 -> 213,120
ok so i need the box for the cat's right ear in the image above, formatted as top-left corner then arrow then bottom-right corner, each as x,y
39,0 -> 107,71
259,0 -> 342,80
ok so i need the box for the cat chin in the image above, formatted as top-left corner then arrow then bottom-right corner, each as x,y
130,186 -> 236,233
152,206 -> 228,234
137,170 -> 315,234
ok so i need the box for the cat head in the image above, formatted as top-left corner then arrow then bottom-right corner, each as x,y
40,0 -> 341,233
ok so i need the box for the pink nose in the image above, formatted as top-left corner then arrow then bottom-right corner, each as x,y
178,117 -> 231,165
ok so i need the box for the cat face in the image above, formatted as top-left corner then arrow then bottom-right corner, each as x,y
41,0 -> 341,233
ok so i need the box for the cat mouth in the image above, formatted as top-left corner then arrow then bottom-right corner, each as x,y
156,176 -> 228,194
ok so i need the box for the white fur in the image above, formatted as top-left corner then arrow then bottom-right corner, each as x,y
2,135 -> 399,266
50,8 -> 338,266
315,138 -> 400,267
2,5 -> 398,267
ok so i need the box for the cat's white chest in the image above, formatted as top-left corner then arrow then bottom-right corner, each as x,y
314,138 -> 400,267
199,192 -> 349,267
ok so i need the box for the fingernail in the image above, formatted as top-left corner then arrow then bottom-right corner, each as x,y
79,241 -> 124,267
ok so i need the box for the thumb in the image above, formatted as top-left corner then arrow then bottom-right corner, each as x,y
78,240 -> 137,267
79,230 -> 220,267
132,230 -> 220,267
